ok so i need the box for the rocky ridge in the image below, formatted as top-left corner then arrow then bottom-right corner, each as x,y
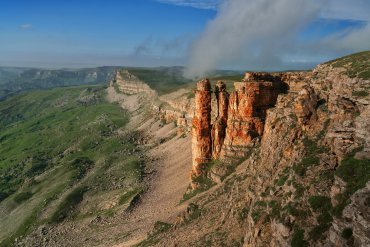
142,52 -> 370,247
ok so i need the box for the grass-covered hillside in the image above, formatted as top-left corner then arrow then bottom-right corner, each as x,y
0,85 -> 144,246
127,67 -> 192,95
127,66 -> 243,95
326,51 -> 370,80
0,66 -> 119,100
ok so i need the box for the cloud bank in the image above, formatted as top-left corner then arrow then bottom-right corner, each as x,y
184,0 -> 370,78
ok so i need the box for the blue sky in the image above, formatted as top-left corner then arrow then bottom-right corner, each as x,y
0,0 -> 369,72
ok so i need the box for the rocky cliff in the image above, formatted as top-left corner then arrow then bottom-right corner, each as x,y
149,52 -> 369,247
191,72 -> 287,173
191,79 -> 213,175
113,70 -> 157,96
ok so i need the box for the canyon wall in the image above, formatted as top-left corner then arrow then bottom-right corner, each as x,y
113,70 -> 157,96
191,73 -> 287,173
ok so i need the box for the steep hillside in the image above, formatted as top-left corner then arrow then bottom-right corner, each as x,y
133,52 -> 370,247
1,52 -> 368,247
0,85 -> 146,246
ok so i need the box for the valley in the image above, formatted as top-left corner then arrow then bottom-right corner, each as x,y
0,52 -> 369,247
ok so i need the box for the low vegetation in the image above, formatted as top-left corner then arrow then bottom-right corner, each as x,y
50,186 -> 87,223
326,51 -> 370,80
0,85 -> 144,245
333,148 -> 370,217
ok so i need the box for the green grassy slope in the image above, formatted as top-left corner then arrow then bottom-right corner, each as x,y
127,67 -> 192,95
0,66 -> 119,100
0,85 -> 143,246
127,67 -> 243,95
325,51 -> 370,80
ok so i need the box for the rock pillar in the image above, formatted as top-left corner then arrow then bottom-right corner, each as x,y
191,79 -> 212,175
212,81 -> 229,159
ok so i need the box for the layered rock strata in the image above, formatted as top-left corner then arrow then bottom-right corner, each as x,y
191,79 -> 212,175
113,70 -> 156,96
192,72 -> 286,174
211,81 -> 229,159
221,73 -> 284,158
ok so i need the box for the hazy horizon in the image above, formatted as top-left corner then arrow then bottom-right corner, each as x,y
1,0 -> 370,77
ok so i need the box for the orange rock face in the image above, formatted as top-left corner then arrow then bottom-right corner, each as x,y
191,79 -> 212,175
191,73 -> 285,174
221,75 -> 283,158
211,81 -> 229,159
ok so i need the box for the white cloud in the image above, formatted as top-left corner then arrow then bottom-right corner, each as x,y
155,0 -> 222,9
321,0 -> 370,21
20,24 -> 32,29
184,0 -> 320,78
183,0 -> 370,78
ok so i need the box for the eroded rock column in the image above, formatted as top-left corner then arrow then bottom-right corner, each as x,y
191,79 -> 212,175
212,81 -> 229,159
220,73 -> 283,158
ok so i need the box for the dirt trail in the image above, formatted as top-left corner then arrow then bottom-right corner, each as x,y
107,86 -> 191,246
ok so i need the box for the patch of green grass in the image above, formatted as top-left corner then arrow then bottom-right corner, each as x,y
352,90 -> 369,97
0,86 -> 129,201
50,186 -> 87,223
238,207 -> 249,222
119,188 -> 143,205
0,85 -> 142,245
307,196 -> 333,241
0,206 -> 40,247
333,149 -> 370,217
180,174 -> 216,203
293,181 -> 305,199
13,191 -> 33,204
326,51 -> 370,80
291,228 -> 308,247
135,221 -> 173,247
293,137 -> 328,177
69,157 -> 94,181
127,67 -> 192,95
308,196 -> 332,213
309,223 -> 331,241
284,203 -> 309,220
275,174 -> 289,186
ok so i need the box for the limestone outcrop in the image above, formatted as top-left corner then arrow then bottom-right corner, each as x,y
221,73 -> 284,158
211,81 -> 229,159
113,70 -> 156,96
191,79 -> 212,175
191,73 -> 286,172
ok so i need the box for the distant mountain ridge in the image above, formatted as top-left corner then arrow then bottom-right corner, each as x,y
0,66 -> 242,100
0,66 -> 120,100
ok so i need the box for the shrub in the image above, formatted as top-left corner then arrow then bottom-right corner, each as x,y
13,191 -> 33,204
309,223 -> 331,241
308,196 -> 332,213
69,157 -> 94,180
50,186 -> 87,223
152,221 -> 173,234
291,228 -> 308,247
333,150 -> 370,216
352,91 -> 369,97
341,228 -> 353,240
119,188 -> 143,205
275,175 -> 289,186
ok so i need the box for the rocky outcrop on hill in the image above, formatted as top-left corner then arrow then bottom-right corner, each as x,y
191,79 -> 213,175
211,81 -> 229,159
113,70 -> 156,96
221,73 -> 286,158
179,54 -> 369,247
191,73 -> 287,173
